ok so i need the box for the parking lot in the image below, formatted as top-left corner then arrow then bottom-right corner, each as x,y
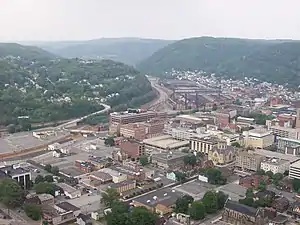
31,137 -> 116,177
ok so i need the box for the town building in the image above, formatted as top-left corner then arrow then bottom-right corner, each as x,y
43,202 -> 81,225
119,138 -> 145,159
76,214 -> 92,225
143,135 -> 189,154
131,188 -> 182,215
109,110 -> 167,134
277,137 -> 300,156
236,151 -> 264,172
47,138 -> 73,154
0,165 -> 31,189
260,158 -> 290,174
222,200 -> 266,225
151,152 -> 187,170
120,123 -> 146,140
55,183 -> 81,199
236,116 -> 255,126
75,160 -> 94,173
142,119 -> 165,138
98,168 -> 127,183
89,170 -> 113,184
289,160 -> 300,180
268,126 -> 300,139
272,197 -> 289,213
288,201 -> 300,219
109,180 -> 136,193
295,108 -> 300,129
243,129 -> 274,149
208,146 -> 236,165
190,136 -> 227,154
215,109 -> 237,127
239,175 -> 270,189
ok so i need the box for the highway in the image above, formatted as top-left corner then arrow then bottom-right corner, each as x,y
57,103 -> 111,130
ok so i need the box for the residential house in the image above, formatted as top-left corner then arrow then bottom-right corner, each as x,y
272,197 -> 289,213
76,213 -> 92,225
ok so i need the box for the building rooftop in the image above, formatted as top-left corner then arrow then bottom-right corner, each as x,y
110,180 -> 136,188
190,135 -> 225,144
132,188 -> 182,208
248,129 -> 273,137
254,148 -> 299,162
0,165 -> 30,177
99,168 -> 123,177
56,202 -> 80,212
225,200 -> 258,217
176,114 -> 204,123
143,135 -> 189,149
261,157 -> 289,166
37,193 -> 54,202
90,170 -> 112,181
55,182 -> 77,193
152,152 -> 188,161
290,160 -> 300,168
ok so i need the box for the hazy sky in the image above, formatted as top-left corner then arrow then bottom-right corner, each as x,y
0,0 -> 299,41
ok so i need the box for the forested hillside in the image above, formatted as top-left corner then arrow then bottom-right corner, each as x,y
137,37 -> 300,86
31,38 -> 174,65
0,44 -> 155,130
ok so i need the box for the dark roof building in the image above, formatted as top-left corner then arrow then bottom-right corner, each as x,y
222,200 -> 266,225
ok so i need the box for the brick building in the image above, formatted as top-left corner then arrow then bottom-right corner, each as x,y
119,139 -> 145,159
120,123 -> 146,140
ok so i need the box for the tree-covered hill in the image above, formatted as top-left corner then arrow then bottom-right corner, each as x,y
28,38 -> 174,65
137,37 -> 300,86
0,43 -> 55,60
0,44 -> 155,129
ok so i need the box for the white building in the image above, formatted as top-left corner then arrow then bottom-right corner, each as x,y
289,160 -> 300,180
260,158 -> 290,174
268,126 -> 300,140
55,183 -> 81,199
53,149 -> 62,158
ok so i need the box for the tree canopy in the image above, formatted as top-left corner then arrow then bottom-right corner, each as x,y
0,179 -> 25,207
24,203 -> 41,221
138,37 -> 300,88
101,188 -> 120,207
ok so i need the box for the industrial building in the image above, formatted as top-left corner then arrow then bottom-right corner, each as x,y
143,135 -> 189,154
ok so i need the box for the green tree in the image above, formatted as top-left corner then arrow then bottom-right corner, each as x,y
130,206 -> 157,225
44,164 -> 52,173
246,188 -> 254,198
266,171 -> 274,179
104,136 -> 115,146
51,166 -> 59,176
174,171 -> 187,183
292,179 -> 300,192
139,156 -> 148,166
202,191 -> 218,214
258,180 -> 266,191
183,155 -> 197,166
34,182 -> 54,196
0,179 -> 25,207
44,175 -> 54,183
256,169 -> 265,175
105,201 -> 130,225
239,197 -> 254,207
24,203 -> 41,220
101,188 -> 120,207
216,191 -> 228,209
174,195 -> 194,214
188,201 -> 205,220
231,142 -> 241,147
273,173 -> 284,186
7,124 -> 16,133
35,175 -> 44,184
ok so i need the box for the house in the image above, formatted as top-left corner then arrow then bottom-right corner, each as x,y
76,213 -> 92,225
55,183 -> 81,199
272,197 -> 289,213
43,202 -> 81,225
222,200 -> 267,225
255,190 -> 276,200
53,149 -> 62,158
166,172 -> 177,181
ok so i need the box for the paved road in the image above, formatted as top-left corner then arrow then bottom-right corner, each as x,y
57,103 -> 111,129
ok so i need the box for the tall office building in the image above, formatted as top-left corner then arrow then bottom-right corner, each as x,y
295,108 -> 300,128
